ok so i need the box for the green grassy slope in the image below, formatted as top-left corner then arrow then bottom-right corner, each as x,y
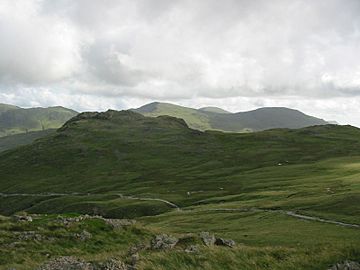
134,102 -> 328,132
1,110 -> 360,269
0,104 -> 77,137
0,110 -> 359,220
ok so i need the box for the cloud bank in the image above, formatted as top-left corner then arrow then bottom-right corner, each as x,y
0,0 -> 360,125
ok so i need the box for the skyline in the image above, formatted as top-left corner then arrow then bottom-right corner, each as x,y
1,0 -> 360,126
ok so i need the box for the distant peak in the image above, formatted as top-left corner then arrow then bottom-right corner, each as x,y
199,106 -> 230,114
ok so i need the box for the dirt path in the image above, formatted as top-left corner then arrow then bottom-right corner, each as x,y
199,207 -> 360,228
1,192 -> 358,228
0,192 -> 181,210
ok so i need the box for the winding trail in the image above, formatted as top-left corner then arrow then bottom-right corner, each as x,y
198,207 -> 360,228
0,192 -> 181,210
1,192 -> 358,228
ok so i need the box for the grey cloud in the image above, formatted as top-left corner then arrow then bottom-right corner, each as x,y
1,0 -> 360,125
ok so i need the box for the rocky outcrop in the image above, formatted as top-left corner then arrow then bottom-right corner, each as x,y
13,214 -> 33,222
74,230 -> 92,241
99,258 -> 128,270
184,245 -> 199,253
215,238 -> 236,248
199,232 -> 216,246
328,261 -> 360,270
150,234 -> 178,250
37,256 -> 93,270
104,219 -> 136,229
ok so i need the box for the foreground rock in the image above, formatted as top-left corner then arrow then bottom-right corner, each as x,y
99,258 -> 128,270
13,214 -> 33,222
37,257 -> 129,270
184,245 -> 199,253
150,234 -> 178,250
215,237 -> 236,248
199,232 -> 216,246
37,256 -> 93,270
104,219 -> 136,229
328,261 -> 360,270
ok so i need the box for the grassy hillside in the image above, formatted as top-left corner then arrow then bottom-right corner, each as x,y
0,104 -> 77,137
134,102 -> 328,132
0,110 -> 360,269
0,110 -> 359,217
0,129 -> 55,153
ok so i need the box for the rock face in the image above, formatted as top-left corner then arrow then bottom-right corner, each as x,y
37,256 -> 94,270
215,238 -> 236,248
150,234 -> 178,250
199,232 -> 216,246
328,261 -> 360,270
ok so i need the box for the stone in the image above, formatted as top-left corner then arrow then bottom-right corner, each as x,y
184,245 -> 199,253
215,238 -> 236,248
130,253 -> 139,267
74,230 -> 92,241
199,232 -> 216,246
104,219 -> 136,229
100,258 -> 128,270
150,234 -> 178,250
36,256 -> 94,270
13,215 -> 33,222
328,261 -> 360,270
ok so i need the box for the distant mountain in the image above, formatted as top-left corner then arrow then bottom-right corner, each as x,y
0,104 -> 78,137
134,102 -> 328,132
198,106 -> 230,114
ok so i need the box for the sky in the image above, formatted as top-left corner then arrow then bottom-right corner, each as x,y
0,0 -> 360,126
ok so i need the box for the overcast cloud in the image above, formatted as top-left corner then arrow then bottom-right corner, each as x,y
0,0 -> 360,125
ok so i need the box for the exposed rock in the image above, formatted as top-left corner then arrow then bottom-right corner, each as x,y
128,243 -> 147,255
99,258 -> 128,270
37,256 -> 94,270
199,232 -> 216,246
150,234 -> 178,250
14,231 -> 46,241
104,219 -> 136,229
215,238 -> 236,248
129,253 -> 139,268
328,261 -> 360,270
13,215 -> 33,222
74,230 -> 92,241
184,245 -> 199,253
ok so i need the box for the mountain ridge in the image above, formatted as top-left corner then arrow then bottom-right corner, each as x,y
134,102 -> 328,132
0,103 -> 78,137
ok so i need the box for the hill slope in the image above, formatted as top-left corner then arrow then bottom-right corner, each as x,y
1,110 -> 360,269
0,110 -> 359,219
134,102 -> 328,132
0,104 -> 77,137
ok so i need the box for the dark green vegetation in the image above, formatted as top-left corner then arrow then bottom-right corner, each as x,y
0,103 -> 77,137
0,110 -> 359,269
134,102 -> 328,132
0,129 -> 55,153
